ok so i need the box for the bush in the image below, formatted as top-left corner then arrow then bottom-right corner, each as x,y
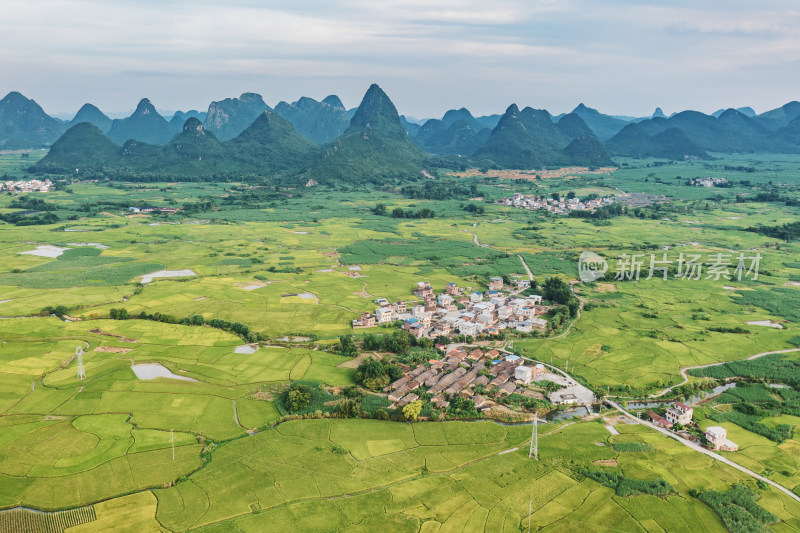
698,484 -> 778,533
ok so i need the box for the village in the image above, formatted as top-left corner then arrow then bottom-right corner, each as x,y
689,176 -> 729,187
0,178 -> 52,192
353,278 -> 548,338
384,345 -> 593,415
646,402 -> 739,452
497,192 -> 615,214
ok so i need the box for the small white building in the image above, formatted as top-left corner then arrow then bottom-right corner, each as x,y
705,426 -> 738,451
514,365 -> 532,384
376,307 -> 395,323
470,292 -> 483,303
457,321 -> 478,336
516,321 -> 533,333
437,293 -> 454,307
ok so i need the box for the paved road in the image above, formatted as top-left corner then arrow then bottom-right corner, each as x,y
605,399 -> 800,504
651,347 -> 800,398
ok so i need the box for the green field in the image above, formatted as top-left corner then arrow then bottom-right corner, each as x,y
1,154 -> 800,530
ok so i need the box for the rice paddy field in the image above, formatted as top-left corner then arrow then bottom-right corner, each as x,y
1,154 -> 800,531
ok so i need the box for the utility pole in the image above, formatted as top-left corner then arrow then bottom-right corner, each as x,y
528,497 -> 532,533
528,412 -> 538,460
170,429 -> 175,461
76,346 -> 86,381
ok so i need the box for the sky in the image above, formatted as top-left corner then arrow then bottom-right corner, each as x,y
1,0 -> 799,120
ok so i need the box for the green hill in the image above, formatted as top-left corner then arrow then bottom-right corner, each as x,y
70,103 -> 112,133
473,104 -> 612,168
35,112 -> 317,181
0,91 -> 66,149
562,135 -> 615,166
606,123 -> 709,159
571,103 -> 629,140
169,110 -> 206,130
35,122 -> 121,172
412,108 -> 492,155
308,84 -> 430,183
226,110 -> 318,173
274,95 -> 349,144
204,93 -> 270,141
107,98 -> 179,146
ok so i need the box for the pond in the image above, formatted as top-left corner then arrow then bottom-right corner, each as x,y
131,364 -> 198,382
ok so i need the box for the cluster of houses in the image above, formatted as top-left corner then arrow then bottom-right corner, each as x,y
498,193 -> 614,214
353,280 -> 548,339
690,177 -> 729,187
128,206 -> 180,214
384,347 -> 550,412
647,402 -> 738,451
1,178 -> 52,192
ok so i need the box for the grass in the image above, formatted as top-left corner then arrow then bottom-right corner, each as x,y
0,157 -> 799,528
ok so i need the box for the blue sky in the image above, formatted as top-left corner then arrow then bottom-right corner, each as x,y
1,0 -> 798,119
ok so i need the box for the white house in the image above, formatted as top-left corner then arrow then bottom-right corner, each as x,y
457,321 -> 478,336
470,292 -> 483,303
705,426 -> 738,451
376,307 -> 395,323
437,293 -> 454,307
514,365 -> 532,384
516,321 -> 533,333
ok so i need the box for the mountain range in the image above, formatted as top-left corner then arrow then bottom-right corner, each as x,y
4,86 -> 799,183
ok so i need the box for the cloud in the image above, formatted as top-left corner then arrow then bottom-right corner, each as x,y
0,0 -> 797,117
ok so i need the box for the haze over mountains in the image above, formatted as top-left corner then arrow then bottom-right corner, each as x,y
2,84 -> 799,184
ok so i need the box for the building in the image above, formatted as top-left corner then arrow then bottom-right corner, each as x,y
352,313 -> 376,328
446,283 -> 460,295
516,321 -> 533,333
470,292 -> 483,303
647,410 -> 673,429
514,365 -> 532,384
375,307 -> 395,323
665,402 -> 693,426
705,426 -> 738,451
552,393 -> 578,405
489,277 -> 504,291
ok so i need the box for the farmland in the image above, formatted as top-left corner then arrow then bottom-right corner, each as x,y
1,154 -> 800,530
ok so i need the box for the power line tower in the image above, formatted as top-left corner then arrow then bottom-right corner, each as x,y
76,346 -> 86,381
528,412 -> 538,460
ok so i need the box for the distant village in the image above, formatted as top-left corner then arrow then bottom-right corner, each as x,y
689,177 -> 729,187
498,193 -> 614,214
0,178 -> 52,192
353,278 -> 548,338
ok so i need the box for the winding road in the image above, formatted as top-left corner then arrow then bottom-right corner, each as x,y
605,399 -> 800,504
651,347 -> 800,398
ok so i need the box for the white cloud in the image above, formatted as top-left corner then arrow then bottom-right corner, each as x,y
0,0 -> 797,117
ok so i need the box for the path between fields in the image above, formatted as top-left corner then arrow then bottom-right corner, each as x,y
605,399 -> 800,504
548,294 -> 587,340
463,223 -> 489,248
651,347 -> 800,398
518,255 -> 534,281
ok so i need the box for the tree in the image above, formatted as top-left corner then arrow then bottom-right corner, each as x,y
566,191 -> 576,200
542,277 -> 572,305
372,203 -> 387,216
286,388 -> 311,412
403,400 -> 423,421
337,335 -> 358,357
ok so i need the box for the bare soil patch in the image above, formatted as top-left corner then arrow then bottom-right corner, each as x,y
93,346 -> 133,353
